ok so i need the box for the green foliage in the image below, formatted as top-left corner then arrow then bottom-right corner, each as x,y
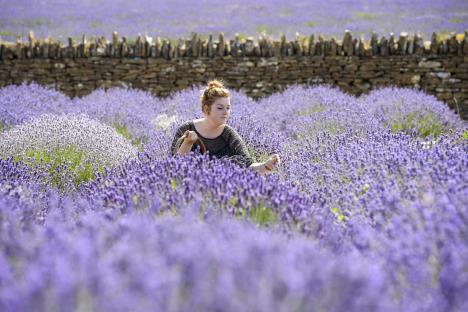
112,123 -> 146,150
298,104 -> 327,116
340,175 -> 351,186
0,122 -> 4,132
0,30 -> 16,36
298,120 -> 346,141
290,120 -> 347,148
449,17 -> 464,24
113,123 -> 133,140
319,120 -> 346,135
250,205 -> 278,226
170,178 -> 178,190
246,144 -> 270,163
90,20 -> 102,28
358,183 -> 370,196
236,204 -> 278,226
354,12 -> 379,20
228,196 -> 238,206
15,146 -> 104,190
331,207 -> 348,223
132,194 -> 139,206
463,130 -> 468,140
255,25 -> 273,35
278,7 -> 293,17
305,21 -> 317,28
311,155 -> 321,164
25,18 -> 50,28
389,112 -> 445,138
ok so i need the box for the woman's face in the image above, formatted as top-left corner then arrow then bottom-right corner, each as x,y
205,97 -> 231,125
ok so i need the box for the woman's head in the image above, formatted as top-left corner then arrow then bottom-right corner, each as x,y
200,80 -> 230,115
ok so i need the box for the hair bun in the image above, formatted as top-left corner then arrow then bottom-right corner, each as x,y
199,79 -> 230,112
207,80 -> 224,89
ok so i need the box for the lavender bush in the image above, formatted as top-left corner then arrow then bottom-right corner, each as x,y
0,114 -> 138,165
0,114 -> 138,190
0,82 -> 467,311
362,87 -> 465,138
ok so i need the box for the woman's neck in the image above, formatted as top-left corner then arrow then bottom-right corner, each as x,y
193,118 -> 225,138
202,117 -> 224,130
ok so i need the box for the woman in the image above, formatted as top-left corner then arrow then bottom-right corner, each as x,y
171,80 -> 280,174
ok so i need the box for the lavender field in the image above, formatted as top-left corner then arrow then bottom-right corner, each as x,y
1,0 -> 468,311
0,81 -> 467,311
0,0 -> 467,42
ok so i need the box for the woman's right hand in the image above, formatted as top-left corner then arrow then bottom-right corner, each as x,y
264,154 -> 281,171
183,130 -> 198,144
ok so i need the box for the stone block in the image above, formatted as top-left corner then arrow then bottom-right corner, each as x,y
418,60 -> 442,68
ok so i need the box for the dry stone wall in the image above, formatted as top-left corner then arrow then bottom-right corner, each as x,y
1,31 -> 467,119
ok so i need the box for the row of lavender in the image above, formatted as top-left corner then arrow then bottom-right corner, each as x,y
1,82 -> 467,311
1,30 -> 468,60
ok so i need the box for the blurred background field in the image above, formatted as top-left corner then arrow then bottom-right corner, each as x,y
0,0 -> 467,42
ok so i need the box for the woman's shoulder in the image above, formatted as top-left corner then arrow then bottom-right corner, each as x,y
222,124 -> 242,140
175,120 -> 195,132
224,124 -> 241,134
192,118 -> 204,125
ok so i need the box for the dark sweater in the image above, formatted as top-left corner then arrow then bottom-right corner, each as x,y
171,121 -> 254,167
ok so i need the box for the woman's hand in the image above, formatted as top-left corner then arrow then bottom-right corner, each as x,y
264,154 -> 281,171
183,130 -> 198,144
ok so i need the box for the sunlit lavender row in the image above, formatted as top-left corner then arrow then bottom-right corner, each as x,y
0,0 -> 467,42
0,82 -> 467,311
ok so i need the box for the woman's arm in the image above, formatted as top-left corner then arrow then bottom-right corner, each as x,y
249,154 -> 280,175
225,126 -> 280,174
224,127 -> 255,167
248,162 -> 271,174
